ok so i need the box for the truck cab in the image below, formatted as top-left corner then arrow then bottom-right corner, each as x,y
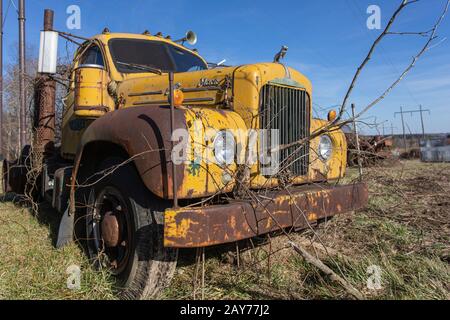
5,23 -> 368,299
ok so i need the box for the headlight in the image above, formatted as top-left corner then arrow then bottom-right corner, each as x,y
318,135 -> 333,160
213,130 -> 236,165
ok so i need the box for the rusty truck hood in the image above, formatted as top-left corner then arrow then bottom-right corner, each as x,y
117,66 -> 239,109
116,62 -> 312,123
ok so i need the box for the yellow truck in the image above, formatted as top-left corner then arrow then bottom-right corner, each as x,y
3,9 -> 367,299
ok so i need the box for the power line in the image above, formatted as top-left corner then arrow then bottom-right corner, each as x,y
2,1 -> 19,31
10,0 -> 18,14
2,0 -> 12,26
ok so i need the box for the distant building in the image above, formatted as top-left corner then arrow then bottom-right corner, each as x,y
420,134 -> 450,163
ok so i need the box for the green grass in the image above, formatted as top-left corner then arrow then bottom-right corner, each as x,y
1,160 -> 449,300
0,202 -> 116,299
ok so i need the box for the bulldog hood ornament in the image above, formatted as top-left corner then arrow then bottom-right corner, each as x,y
273,45 -> 288,63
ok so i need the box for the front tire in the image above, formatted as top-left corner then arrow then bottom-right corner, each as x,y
84,157 -> 177,299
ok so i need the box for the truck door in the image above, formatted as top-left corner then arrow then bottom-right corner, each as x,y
61,43 -> 114,158
73,44 -> 115,117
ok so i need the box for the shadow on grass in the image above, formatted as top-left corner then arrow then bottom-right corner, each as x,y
176,236 -> 271,270
0,192 -> 61,246
0,192 -> 276,274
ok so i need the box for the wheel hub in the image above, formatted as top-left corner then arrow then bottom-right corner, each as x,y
101,211 -> 120,247
88,186 -> 132,274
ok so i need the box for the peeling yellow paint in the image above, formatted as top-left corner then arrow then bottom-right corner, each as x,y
164,210 -> 191,239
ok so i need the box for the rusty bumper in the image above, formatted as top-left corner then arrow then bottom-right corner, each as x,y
164,183 -> 368,248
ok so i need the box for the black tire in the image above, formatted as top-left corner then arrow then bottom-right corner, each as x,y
83,156 -> 178,299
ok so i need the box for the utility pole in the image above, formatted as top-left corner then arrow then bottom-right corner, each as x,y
379,122 -> 392,137
0,0 -> 3,158
375,119 -> 388,136
388,123 -> 398,137
395,106 -> 407,151
394,106 -> 431,150
18,0 -> 26,151
419,105 -> 426,139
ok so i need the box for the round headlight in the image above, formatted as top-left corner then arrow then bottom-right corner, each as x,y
318,135 -> 333,160
213,130 -> 236,165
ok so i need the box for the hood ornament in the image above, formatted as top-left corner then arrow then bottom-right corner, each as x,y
273,45 -> 288,63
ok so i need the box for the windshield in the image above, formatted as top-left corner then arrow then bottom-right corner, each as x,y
108,38 -> 207,73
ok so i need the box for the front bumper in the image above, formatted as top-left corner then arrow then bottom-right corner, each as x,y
164,183 -> 368,248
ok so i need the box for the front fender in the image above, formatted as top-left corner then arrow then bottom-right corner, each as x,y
79,105 -> 186,199
76,105 -> 248,200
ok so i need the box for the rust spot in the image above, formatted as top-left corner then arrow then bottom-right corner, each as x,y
79,105 -> 187,199
164,183 -> 369,248
230,216 -> 236,229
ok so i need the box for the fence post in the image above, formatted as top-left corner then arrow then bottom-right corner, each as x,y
351,103 -> 363,181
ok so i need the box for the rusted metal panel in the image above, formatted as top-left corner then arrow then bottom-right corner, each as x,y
43,9 -> 54,31
164,182 -> 368,248
79,105 -> 187,199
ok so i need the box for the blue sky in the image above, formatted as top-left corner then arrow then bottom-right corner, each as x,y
3,0 -> 450,134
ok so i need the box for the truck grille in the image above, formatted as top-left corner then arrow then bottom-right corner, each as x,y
260,84 -> 310,177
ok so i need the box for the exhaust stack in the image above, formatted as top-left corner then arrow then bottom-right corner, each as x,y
34,9 -> 56,162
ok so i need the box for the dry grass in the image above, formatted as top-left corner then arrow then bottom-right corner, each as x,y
0,160 -> 449,299
0,200 -> 116,299
162,160 -> 450,300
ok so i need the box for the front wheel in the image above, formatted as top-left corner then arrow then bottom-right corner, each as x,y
83,157 -> 177,299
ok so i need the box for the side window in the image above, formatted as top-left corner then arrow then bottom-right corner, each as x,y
79,45 -> 104,67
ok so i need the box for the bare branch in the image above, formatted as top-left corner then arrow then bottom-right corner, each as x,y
289,241 -> 364,300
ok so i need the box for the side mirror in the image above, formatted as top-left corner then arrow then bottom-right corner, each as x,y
38,31 -> 58,74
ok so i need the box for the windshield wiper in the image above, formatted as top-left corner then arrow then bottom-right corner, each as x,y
116,61 -> 162,75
